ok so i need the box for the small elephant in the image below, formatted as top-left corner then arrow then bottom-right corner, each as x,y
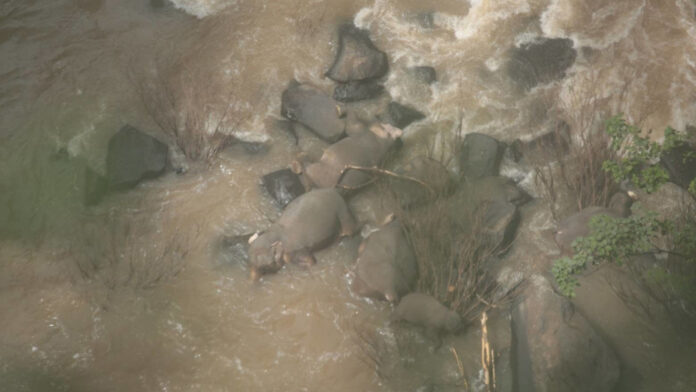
351,217 -> 418,302
248,188 -> 357,280
555,192 -> 635,255
303,123 -> 402,190
391,293 -> 462,335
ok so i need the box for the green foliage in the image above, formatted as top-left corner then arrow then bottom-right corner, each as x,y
552,211 -> 665,297
553,116 -> 696,298
602,116 -> 675,193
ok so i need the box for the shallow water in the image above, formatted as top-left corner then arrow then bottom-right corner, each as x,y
2,0 -> 696,391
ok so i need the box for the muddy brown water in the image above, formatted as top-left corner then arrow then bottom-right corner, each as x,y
1,0 -> 696,391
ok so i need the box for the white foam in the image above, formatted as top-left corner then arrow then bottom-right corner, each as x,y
168,0 -> 236,19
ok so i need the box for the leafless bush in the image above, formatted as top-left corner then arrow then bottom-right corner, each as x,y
129,56 -> 239,163
530,72 -> 620,219
71,214 -> 196,290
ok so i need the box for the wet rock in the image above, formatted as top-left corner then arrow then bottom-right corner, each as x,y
459,133 -> 503,180
261,169 -> 306,209
84,167 -> 107,206
629,182 -> 696,221
333,80 -> 384,102
106,125 -> 168,191
508,125 -> 570,164
380,102 -> 426,129
150,0 -> 165,8
507,38 -> 577,90
409,66 -> 437,85
447,176 -> 527,251
512,275 -> 620,392
281,81 -> 346,143
390,156 -> 454,207
392,293 -> 462,334
660,141 -> 696,190
414,12 -> 435,29
351,218 -> 417,302
555,192 -> 634,255
325,24 -> 389,83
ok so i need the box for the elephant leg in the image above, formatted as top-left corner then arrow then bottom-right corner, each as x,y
337,203 -> 358,237
291,249 -> 316,268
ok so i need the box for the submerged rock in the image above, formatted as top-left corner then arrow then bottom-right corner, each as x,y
106,125 -> 168,191
325,24 -> 389,83
507,38 -> 577,90
409,66 -> 437,84
512,275 -> 620,392
333,80 -> 384,102
281,81 -> 346,143
459,132 -> 503,180
380,102 -> 426,129
261,169 -> 305,209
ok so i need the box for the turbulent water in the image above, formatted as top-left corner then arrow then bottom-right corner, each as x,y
2,0 -> 696,391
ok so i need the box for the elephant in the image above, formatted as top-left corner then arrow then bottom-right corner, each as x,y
248,188 -> 357,280
555,191 -> 635,255
301,123 -> 402,190
351,216 -> 417,302
391,293 -> 462,345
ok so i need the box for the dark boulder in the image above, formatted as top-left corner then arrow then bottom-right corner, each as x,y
409,66 -> 437,84
261,169 -> 306,209
333,80 -> 384,102
281,81 -> 346,143
106,125 -> 168,191
380,102 -> 426,129
512,275 -> 620,392
325,24 -> 389,83
660,141 -> 696,190
459,133 -> 503,180
507,38 -> 577,90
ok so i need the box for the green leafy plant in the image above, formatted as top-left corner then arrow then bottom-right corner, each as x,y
553,116 -> 696,298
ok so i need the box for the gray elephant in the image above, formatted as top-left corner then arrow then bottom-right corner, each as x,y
555,191 -> 635,255
301,123 -> 402,190
248,188 -> 357,280
391,293 -> 462,345
351,216 -> 418,302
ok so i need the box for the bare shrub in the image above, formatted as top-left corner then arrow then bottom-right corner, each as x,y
71,214 -> 196,290
129,55 -> 240,163
530,72 -> 620,219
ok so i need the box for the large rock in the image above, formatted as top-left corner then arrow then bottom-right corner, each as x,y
555,192 -> 633,255
507,38 -> 577,90
281,81 -> 346,143
409,66 -> 437,85
106,125 -> 168,191
447,176 -> 527,251
660,141 -> 696,190
325,24 -> 389,83
333,80 -> 384,102
512,275 -> 620,392
459,133 -> 503,180
84,167 -> 107,206
380,102 -> 426,129
261,169 -> 305,209
389,156 -> 454,207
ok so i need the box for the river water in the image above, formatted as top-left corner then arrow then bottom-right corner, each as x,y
1,0 -> 696,391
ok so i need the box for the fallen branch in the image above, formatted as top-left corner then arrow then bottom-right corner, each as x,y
335,164 -> 436,195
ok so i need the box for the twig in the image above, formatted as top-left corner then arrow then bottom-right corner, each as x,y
335,165 -> 436,195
